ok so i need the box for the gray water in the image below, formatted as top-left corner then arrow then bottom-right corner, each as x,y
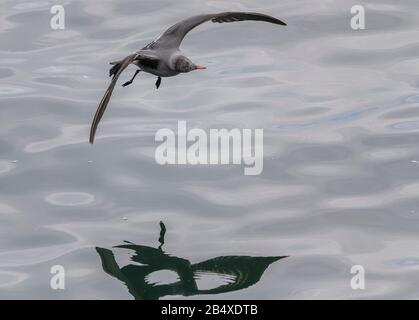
1,0 -> 419,299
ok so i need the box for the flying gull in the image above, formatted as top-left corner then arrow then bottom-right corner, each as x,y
89,12 -> 286,144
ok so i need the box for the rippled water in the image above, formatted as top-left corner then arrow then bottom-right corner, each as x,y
1,0 -> 419,299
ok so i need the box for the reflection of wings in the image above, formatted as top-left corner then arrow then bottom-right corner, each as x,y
149,12 -> 286,50
192,255 -> 287,294
115,244 -> 189,266
96,247 -> 146,299
96,247 -> 125,280
96,243 -> 287,300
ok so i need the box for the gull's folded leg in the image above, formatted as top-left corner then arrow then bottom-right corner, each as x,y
155,76 -> 162,89
122,69 -> 141,87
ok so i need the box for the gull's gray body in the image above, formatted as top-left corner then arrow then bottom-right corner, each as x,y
133,49 -> 181,77
90,12 -> 286,144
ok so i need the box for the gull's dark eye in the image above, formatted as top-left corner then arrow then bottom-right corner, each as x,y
175,58 -> 192,73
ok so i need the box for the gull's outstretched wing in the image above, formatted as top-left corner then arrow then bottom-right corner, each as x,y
89,53 -> 139,144
149,12 -> 286,50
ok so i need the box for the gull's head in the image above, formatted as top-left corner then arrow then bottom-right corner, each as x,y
175,56 -> 206,73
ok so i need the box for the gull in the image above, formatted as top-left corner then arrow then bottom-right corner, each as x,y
89,12 -> 286,144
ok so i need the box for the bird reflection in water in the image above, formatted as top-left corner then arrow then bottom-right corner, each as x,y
96,222 -> 287,300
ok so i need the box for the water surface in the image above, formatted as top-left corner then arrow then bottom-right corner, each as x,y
1,0 -> 419,299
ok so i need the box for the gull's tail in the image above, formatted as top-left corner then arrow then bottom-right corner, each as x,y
109,60 -> 122,78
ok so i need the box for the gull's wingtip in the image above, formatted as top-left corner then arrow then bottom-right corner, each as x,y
276,19 -> 287,26
89,131 -> 95,144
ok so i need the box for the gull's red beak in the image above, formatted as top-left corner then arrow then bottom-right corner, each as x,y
194,64 -> 206,70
